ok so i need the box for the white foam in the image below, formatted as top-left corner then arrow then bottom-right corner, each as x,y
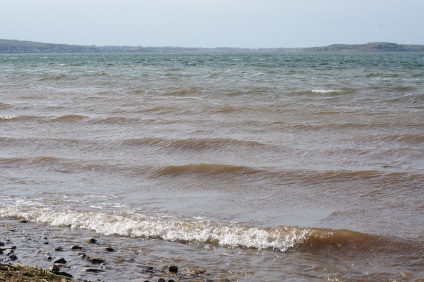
0,206 -> 311,252
311,89 -> 344,94
0,115 -> 17,120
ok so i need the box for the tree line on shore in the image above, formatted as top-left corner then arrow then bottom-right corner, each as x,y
1,39 -> 424,53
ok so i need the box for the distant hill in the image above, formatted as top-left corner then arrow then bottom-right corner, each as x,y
0,39 -> 99,53
305,42 -> 424,52
1,39 -> 424,53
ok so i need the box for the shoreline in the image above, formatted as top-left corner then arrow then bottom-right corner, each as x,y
0,217 -> 211,282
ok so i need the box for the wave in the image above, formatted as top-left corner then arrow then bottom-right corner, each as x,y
0,115 -> 44,121
122,137 -> 266,151
90,116 -> 141,124
1,114 -> 87,123
166,87 -> 203,96
0,102 -> 12,108
3,155 -> 421,185
311,89 -> 344,94
52,114 -> 88,122
289,122 -> 392,131
0,156 -> 63,167
380,133 -> 424,145
38,74 -> 69,81
154,163 -> 262,177
142,105 -> 179,114
1,206 -> 420,255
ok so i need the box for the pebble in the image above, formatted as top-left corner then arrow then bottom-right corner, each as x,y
71,245 -> 83,250
54,258 -> 67,264
79,252 -> 90,260
85,268 -> 105,273
90,258 -> 105,265
53,271 -> 74,278
8,253 -> 18,261
51,264 -> 61,272
105,246 -> 115,252
88,238 -> 97,244
168,265 -> 178,274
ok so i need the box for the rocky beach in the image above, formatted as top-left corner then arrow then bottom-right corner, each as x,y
1,218 -> 213,282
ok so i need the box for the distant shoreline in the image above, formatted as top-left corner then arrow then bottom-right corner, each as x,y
1,39 -> 424,53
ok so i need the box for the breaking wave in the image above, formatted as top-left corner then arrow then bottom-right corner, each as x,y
0,206 -> 401,253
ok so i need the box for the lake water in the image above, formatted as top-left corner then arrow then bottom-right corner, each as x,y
1,52 -> 423,281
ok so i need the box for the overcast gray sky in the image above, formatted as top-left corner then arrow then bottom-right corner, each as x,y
1,0 -> 423,48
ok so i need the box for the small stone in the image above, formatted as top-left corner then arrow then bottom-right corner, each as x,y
88,238 -> 97,244
55,246 -> 63,251
145,266 -> 154,273
54,271 -> 74,278
71,245 -> 83,250
158,279 -> 166,282
168,280 -> 176,282
45,255 -> 53,261
168,265 -> 178,274
52,265 -> 61,272
8,253 -> 18,261
79,253 -> 90,260
43,241 -> 49,245
0,242 -> 4,246
19,219 -> 28,223
105,246 -> 115,252
90,258 -> 105,265
85,268 -> 105,273
54,258 -> 67,264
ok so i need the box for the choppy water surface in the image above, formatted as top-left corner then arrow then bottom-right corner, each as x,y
1,52 -> 423,281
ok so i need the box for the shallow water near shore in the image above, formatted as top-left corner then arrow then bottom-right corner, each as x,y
1,52 -> 424,281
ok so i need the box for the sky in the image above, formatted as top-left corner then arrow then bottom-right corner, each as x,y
1,0 -> 423,48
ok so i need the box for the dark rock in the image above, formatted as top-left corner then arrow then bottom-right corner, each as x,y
10,246 -> 16,250
168,280 -> 176,282
79,252 -> 90,260
45,255 -> 53,261
88,238 -> 97,244
85,268 -> 105,273
52,265 -> 61,272
44,237 -> 48,240
158,279 -> 166,282
169,265 -> 178,273
19,219 -> 28,223
53,271 -> 74,278
43,241 -> 49,245
54,258 -> 67,264
145,266 -> 154,273
105,246 -> 115,252
0,242 -> 4,246
55,246 -> 63,251
71,245 -> 83,250
91,258 -> 105,265
8,253 -> 18,261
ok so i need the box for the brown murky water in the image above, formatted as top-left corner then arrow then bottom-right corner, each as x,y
1,52 -> 423,281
